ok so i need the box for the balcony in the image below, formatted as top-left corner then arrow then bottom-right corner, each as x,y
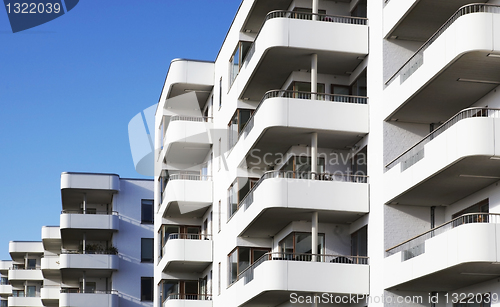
229,90 -> 368,167
8,296 -> 43,307
385,213 -> 500,291
159,59 -> 214,107
384,4 -> 500,123
233,11 -> 368,100
159,234 -> 212,273
41,226 -> 61,250
60,210 -> 119,231
383,0 -> 486,40
60,252 -> 119,271
59,290 -> 118,307
227,252 -> 369,306
0,285 -> 12,296
229,170 -> 369,237
8,269 -> 43,281
9,241 -> 43,254
41,256 -> 60,272
385,108 -> 500,206
163,294 -> 212,307
41,287 -> 60,304
160,116 -> 213,168
159,173 -> 212,219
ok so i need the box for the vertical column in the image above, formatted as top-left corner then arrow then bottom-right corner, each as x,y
311,211 -> 318,260
312,0 -> 319,20
82,271 -> 86,293
311,132 -> 318,179
311,54 -> 318,100
82,233 -> 86,254
82,193 -> 87,213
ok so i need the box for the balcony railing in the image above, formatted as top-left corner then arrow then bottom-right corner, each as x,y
236,170 -> 368,214
60,289 -> 118,294
243,11 -> 368,66
167,233 -> 212,240
10,266 -> 40,270
164,293 -> 212,301
385,108 -> 500,170
170,116 -> 212,123
239,90 -> 368,141
386,213 -> 500,260
232,252 -> 368,286
61,249 -> 118,255
386,4 -> 500,85
168,172 -> 212,181
61,210 -> 118,215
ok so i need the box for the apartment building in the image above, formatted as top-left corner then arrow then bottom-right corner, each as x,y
1,172 -> 154,307
155,0 -> 500,306
155,0 -> 370,306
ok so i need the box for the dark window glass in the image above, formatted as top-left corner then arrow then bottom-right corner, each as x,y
141,199 -> 154,224
141,277 -> 153,301
141,238 -> 154,262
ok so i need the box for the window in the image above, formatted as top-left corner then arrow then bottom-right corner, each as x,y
13,290 -> 24,297
351,226 -> 368,264
79,282 -> 96,293
218,262 -> 221,295
279,232 -> 325,255
454,293 -> 491,307
26,286 -> 36,297
229,41 -> 252,87
27,259 -> 36,269
218,138 -> 222,171
228,109 -> 253,148
219,78 -> 222,109
228,247 -> 270,284
218,200 -> 221,232
141,199 -> 154,224
452,199 -> 489,226
141,277 -> 153,301
141,238 -> 154,262
1,299 -> 7,307
1,277 -> 8,285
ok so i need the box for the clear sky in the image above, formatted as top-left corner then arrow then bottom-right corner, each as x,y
0,1 -> 241,260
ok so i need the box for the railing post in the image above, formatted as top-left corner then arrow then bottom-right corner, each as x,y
311,54 -> 318,100
312,212 -> 318,262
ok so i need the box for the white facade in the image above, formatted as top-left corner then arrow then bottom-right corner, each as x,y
1,172 -> 154,307
155,0 -> 500,307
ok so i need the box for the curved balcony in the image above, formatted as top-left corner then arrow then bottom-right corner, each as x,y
229,90 -> 368,167
383,0 -> 486,40
59,290 -> 118,307
385,213 -> 500,291
8,269 -> 43,281
163,294 -> 212,307
8,297 -> 43,307
41,256 -> 60,273
159,234 -> 212,273
9,241 -> 43,254
160,116 -> 213,167
60,211 -> 119,231
0,285 -> 12,296
159,173 -> 212,219
385,4 -> 500,123
385,108 -> 500,206
41,287 -> 60,304
233,11 -> 368,100
227,252 -> 369,306
59,252 -> 119,271
229,170 -> 369,237
159,59 -> 214,109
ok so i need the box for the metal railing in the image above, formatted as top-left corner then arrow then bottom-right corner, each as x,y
239,90 -> 368,141
164,293 -> 212,301
237,170 -> 368,213
386,108 -> 500,170
60,289 -> 118,294
170,116 -> 212,123
386,4 -> 500,85
61,209 -> 118,215
167,233 -> 212,240
243,10 -> 367,66
10,265 -> 40,270
61,249 -> 118,255
235,252 -> 369,286
168,172 -> 212,181
386,213 -> 500,260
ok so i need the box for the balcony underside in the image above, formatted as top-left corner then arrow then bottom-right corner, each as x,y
163,202 -> 210,219
384,0 -> 486,40
389,51 -> 500,124
242,47 -> 364,101
161,240 -> 212,274
244,127 -> 364,169
388,262 -> 500,292
385,223 -> 500,291
388,156 -> 500,206
160,180 -> 212,219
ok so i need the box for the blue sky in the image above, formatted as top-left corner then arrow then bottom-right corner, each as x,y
0,1 -> 241,260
